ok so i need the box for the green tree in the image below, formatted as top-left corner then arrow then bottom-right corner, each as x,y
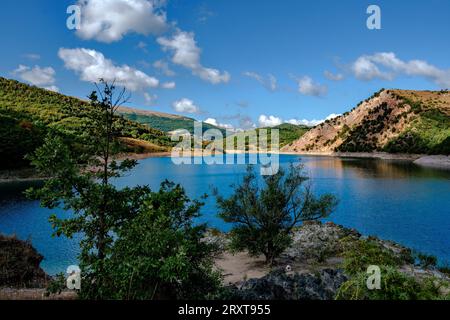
27,81 -> 146,299
27,81 -> 222,300
103,181 -> 222,300
215,164 -> 338,265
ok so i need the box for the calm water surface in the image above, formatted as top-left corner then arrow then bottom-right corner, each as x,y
1,155 -> 449,274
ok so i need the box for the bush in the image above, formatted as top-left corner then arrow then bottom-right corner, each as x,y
102,181 -> 223,300
336,266 -> 448,300
341,239 -> 403,276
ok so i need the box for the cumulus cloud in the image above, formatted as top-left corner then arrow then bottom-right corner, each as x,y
161,81 -> 176,89
351,52 -> 450,88
324,70 -> 344,81
143,92 -> 157,105
75,0 -> 167,43
296,76 -> 328,97
172,98 -> 200,114
157,31 -> 230,84
153,60 -> 175,76
258,115 -> 283,127
287,113 -> 341,127
204,118 -> 234,130
13,65 -> 59,92
243,71 -> 277,91
58,48 -> 159,91
351,55 -> 392,81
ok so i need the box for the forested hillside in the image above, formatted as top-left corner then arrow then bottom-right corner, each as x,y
0,77 -> 172,169
119,107 -> 226,135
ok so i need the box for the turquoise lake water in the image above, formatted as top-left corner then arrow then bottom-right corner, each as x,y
1,154 -> 450,275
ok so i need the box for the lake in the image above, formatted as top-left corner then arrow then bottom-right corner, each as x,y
1,154 -> 450,275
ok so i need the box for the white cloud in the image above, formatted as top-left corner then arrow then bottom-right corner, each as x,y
172,98 -> 200,114
13,65 -> 59,92
161,81 -> 176,89
324,70 -> 344,81
287,113 -> 341,127
157,30 -> 230,84
143,92 -> 157,105
75,0 -> 167,43
258,115 -> 282,127
351,55 -> 392,81
58,48 -> 159,91
351,52 -> 450,88
153,59 -> 175,76
204,118 -> 234,130
296,76 -> 328,97
243,71 -> 277,91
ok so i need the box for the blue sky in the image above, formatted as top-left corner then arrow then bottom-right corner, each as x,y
1,0 -> 449,129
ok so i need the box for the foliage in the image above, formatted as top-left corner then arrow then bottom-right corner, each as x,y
215,164 -> 337,264
0,77 -> 172,169
26,81 -> 149,299
341,239 -> 404,276
383,108 -> 450,154
222,123 -> 310,151
414,252 -> 438,268
26,82 -> 220,300
103,181 -> 222,300
121,111 -> 225,135
336,266 -> 449,300
45,273 -> 67,297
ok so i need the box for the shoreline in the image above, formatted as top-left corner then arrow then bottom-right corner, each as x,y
1,151 -> 448,183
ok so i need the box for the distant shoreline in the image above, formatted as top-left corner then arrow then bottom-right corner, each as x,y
1,152 -> 448,183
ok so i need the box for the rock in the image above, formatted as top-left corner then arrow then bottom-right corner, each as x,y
0,234 -> 48,288
228,269 -> 348,300
284,221 -> 360,262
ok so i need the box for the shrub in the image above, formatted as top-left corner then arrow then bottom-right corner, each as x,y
215,164 -> 338,265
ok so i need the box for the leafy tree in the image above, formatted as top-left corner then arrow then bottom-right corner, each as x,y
103,181 -> 222,300
27,81 -> 221,300
215,164 -> 338,265
26,81 -> 148,299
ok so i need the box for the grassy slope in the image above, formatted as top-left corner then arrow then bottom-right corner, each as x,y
119,107 -> 226,135
0,77 -> 172,169
222,123 -> 310,149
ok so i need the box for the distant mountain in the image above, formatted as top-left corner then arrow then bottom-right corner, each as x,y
118,107 -> 226,135
282,89 -> 450,155
0,77 -> 172,169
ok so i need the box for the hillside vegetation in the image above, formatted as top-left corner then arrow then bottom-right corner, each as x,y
119,107 -> 225,135
0,77 -> 172,169
219,123 -> 310,151
282,89 -> 450,155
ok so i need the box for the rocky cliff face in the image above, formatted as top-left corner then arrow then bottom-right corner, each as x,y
282,89 -> 450,154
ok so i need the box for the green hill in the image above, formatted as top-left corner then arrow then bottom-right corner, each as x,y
219,123 -> 310,150
0,77 -> 172,169
118,107 -> 226,135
